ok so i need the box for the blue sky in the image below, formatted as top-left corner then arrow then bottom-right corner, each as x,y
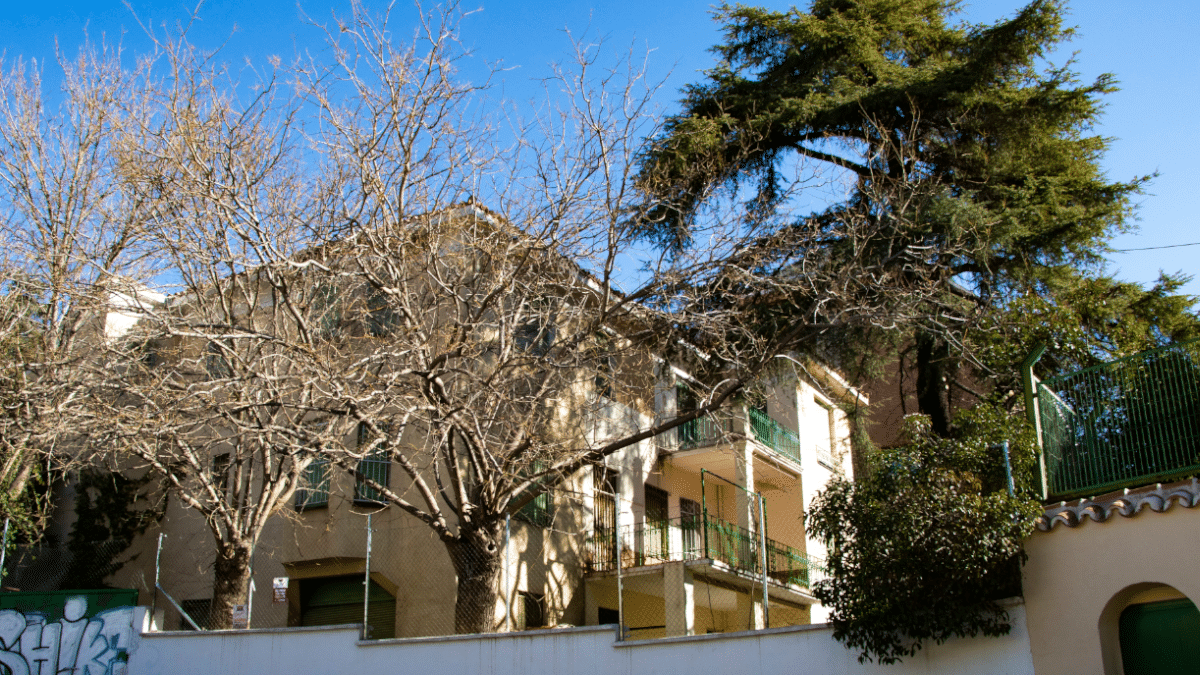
2,0 -> 1197,300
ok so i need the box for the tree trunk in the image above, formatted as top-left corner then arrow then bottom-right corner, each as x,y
915,334 -> 952,436
208,541 -> 253,630
446,523 -> 504,634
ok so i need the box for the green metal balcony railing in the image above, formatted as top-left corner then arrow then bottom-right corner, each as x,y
677,415 -> 730,450
674,408 -> 803,465
1035,338 -> 1200,500
748,408 -> 803,463
587,515 -> 822,589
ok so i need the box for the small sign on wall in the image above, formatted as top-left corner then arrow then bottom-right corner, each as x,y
231,604 -> 248,629
273,577 -> 289,603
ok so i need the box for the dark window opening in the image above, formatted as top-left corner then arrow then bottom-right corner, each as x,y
210,453 -> 231,499
598,607 -> 619,625
515,461 -> 554,527
179,598 -> 212,630
591,466 -> 618,570
643,484 -> 669,563
205,341 -> 233,379
517,591 -> 546,630
514,299 -> 556,355
365,290 -> 400,338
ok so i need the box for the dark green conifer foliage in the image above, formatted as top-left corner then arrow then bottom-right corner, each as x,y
638,0 -> 1198,407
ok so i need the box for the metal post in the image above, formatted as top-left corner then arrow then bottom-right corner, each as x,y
1021,344 -> 1049,500
759,493 -> 768,629
503,514 -> 511,632
246,550 -> 255,628
0,517 -> 10,591
700,470 -> 709,558
152,533 -> 165,620
615,481 -> 624,641
363,512 -> 373,640
1002,440 -> 1015,497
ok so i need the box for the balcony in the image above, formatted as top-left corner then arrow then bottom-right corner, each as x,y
586,514 -> 823,589
1032,338 -> 1200,500
675,408 -> 802,466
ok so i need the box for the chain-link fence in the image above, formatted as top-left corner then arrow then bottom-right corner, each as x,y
12,471 -> 825,641
0,523 -> 145,620
140,487 -> 595,639
1,534 -> 140,595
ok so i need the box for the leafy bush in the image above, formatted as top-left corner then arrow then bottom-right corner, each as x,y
807,405 -> 1042,663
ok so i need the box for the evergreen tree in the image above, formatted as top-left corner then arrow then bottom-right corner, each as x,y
637,0 -> 1199,429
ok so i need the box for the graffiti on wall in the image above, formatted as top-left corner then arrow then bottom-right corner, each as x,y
0,596 -> 134,675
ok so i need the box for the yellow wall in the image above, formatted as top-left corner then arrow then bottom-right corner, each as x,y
1022,499 -> 1200,675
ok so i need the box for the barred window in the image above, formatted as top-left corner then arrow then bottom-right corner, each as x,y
354,423 -> 391,505
295,458 -> 330,510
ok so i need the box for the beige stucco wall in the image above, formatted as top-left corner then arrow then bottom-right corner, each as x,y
1021,503 -> 1200,675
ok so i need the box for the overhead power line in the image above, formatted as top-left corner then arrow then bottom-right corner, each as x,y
1112,241 -> 1200,252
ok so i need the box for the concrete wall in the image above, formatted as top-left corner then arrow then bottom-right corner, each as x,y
1022,498 -> 1200,675
127,606 -> 1034,675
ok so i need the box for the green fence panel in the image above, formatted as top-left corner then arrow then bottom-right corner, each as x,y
1037,339 -> 1200,499
0,589 -> 139,621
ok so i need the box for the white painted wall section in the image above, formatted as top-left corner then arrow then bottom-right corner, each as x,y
127,605 -> 1035,675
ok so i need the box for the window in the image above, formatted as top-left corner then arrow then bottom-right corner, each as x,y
354,423 -> 391,505
515,461 -> 554,527
814,397 -> 837,470
591,466 -> 618,569
514,298 -> 555,355
592,333 -> 615,399
594,362 -> 614,399
643,484 -> 669,563
205,341 -> 233,379
676,384 -> 702,447
364,290 -> 400,338
295,457 -> 330,510
516,591 -> 546,630
299,575 -> 395,639
311,283 -> 342,338
680,497 -> 702,556
1119,598 -> 1200,675
210,453 -> 231,499
137,339 -> 160,368
179,598 -> 212,630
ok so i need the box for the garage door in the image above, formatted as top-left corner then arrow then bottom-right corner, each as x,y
300,574 -> 396,639
1119,597 -> 1200,675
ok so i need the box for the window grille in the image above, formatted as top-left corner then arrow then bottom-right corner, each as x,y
354,423 -> 391,505
295,458 -> 330,510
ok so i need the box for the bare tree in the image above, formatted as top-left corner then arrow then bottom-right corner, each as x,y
0,39 -> 157,537
280,4 -> 961,633
84,23 -> 354,627
52,1 -> 965,634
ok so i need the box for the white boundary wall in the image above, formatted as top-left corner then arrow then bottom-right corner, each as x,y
127,605 -> 1034,675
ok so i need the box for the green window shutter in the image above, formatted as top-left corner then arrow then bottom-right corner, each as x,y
355,423 -> 391,504
365,291 -> 400,338
296,458 -> 330,510
516,461 -> 554,527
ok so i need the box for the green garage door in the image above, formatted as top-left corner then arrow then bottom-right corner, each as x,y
1119,597 -> 1200,675
300,575 -> 396,639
